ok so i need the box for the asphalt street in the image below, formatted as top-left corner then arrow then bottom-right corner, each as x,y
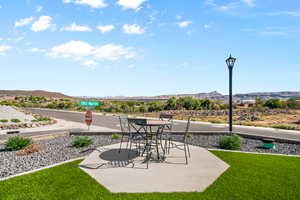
26,108 -> 300,141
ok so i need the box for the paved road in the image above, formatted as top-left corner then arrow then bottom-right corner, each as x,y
25,108 -> 300,141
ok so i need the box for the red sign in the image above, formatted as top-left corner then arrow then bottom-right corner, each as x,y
85,110 -> 92,126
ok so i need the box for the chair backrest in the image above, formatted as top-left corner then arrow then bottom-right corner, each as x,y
119,116 -> 130,133
184,117 -> 192,140
159,114 -> 173,131
127,118 -> 147,133
159,114 -> 173,120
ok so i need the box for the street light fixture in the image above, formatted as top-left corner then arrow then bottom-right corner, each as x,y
226,55 -> 236,132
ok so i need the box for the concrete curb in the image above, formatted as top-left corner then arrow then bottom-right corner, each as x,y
208,148 -> 300,157
0,157 -> 85,181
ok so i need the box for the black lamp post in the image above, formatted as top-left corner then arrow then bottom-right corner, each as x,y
226,55 -> 236,132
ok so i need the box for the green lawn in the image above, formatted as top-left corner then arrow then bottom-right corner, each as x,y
1,151 -> 300,200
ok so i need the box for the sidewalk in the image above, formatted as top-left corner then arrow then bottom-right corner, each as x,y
0,118 -> 119,141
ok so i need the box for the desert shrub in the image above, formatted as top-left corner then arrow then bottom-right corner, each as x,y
10,119 -> 21,123
5,136 -> 32,151
209,119 -> 227,124
0,119 -> 8,123
72,137 -> 93,148
272,124 -> 298,130
219,134 -> 243,150
31,116 -> 51,122
17,144 -> 43,156
287,98 -> 300,109
111,133 -> 121,140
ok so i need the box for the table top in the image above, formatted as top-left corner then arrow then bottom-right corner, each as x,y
133,119 -> 171,126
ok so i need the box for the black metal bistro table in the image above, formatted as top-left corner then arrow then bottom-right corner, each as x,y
132,119 -> 171,162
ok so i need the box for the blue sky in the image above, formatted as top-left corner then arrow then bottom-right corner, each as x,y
0,0 -> 299,97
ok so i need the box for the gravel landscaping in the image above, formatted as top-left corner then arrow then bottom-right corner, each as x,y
183,134 -> 300,155
0,134 -> 299,179
0,135 -> 120,178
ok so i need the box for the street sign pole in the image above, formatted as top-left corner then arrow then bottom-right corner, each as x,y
80,101 -> 101,131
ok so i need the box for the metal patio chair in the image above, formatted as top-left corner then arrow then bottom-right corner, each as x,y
118,116 -> 131,153
126,118 -> 148,157
159,114 -> 174,153
167,117 -> 191,164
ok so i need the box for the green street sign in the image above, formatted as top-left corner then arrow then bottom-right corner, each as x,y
79,101 -> 101,107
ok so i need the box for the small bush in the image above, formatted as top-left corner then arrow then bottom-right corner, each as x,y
31,116 -> 51,122
17,144 -> 43,156
219,134 -> 243,150
72,137 -> 93,148
11,119 -> 21,123
0,119 -> 8,123
5,136 -> 32,151
111,133 -> 121,140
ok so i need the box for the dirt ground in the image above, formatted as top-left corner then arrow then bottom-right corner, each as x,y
141,110 -> 300,131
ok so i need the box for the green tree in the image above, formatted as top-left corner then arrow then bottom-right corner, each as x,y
287,98 -> 300,109
164,97 -> 177,110
264,99 -> 283,109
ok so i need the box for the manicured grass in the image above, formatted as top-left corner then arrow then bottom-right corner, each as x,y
1,151 -> 300,200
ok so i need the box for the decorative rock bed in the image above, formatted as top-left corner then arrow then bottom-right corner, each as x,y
0,106 -> 57,130
0,135 -> 120,178
0,119 -> 56,130
0,134 -> 299,179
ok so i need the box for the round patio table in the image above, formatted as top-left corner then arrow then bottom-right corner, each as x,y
133,119 -> 171,161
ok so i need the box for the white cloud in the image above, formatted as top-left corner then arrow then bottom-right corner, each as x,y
82,60 -> 98,68
93,44 -> 135,60
15,17 -> 34,27
266,11 -> 300,17
116,0 -> 147,10
36,5 -> 43,12
206,0 -> 239,11
97,25 -> 115,33
177,20 -> 192,28
49,40 -> 136,62
31,16 -> 54,32
63,0 -> 107,8
206,0 -> 255,11
50,41 -> 93,58
176,15 -> 182,20
30,48 -> 46,53
123,24 -> 145,34
186,30 -> 192,36
204,24 -> 211,31
15,37 -> 24,42
61,23 -> 92,32
241,0 -> 255,7
0,45 -> 12,54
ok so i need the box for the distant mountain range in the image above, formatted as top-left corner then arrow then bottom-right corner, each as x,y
0,90 -> 70,98
101,91 -> 300,101
1,90 -> 300,101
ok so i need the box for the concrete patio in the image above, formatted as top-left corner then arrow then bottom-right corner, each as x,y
79,142 -> 229,193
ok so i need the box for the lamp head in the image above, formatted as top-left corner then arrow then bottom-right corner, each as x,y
226,54 -> 236,69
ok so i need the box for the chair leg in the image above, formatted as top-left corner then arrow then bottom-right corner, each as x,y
119,134 -> 124,153
128,139 -> 133,159
184,143 -> 188,165
126,134 -> 131,149
187,143 -> 191,158
168,138 -> 171,154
